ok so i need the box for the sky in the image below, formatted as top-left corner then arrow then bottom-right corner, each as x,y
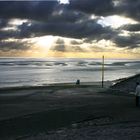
0,0 -> 140,58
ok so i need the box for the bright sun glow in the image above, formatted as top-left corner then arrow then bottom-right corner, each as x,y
35,36 -> 54,51
98,15 -> 138,28
59,0 -> 69,4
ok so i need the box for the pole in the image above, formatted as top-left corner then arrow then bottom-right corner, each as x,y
102,55 -> 104,88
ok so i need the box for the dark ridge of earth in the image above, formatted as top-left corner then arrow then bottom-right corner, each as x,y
111,74 -> 140,93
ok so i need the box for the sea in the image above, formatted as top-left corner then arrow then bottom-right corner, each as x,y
0,57 -> 140,88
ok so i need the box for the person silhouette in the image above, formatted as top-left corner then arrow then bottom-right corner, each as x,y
135,82 -> 140,107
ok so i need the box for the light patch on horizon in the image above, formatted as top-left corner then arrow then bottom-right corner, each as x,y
46,50 -> 140,59
90,14 -> 98,20
30,35 -> 82,56
23,36 -> 140,58
8,18 -> 29,26
132,48 -> 140,54
1,43 -> 140,58
1,26 -> 17,31
98,15 -> 138,28
0,34 -> 140,59
59,0 -> 69,4
0,18 -> 29,31
113,0 -> 120,6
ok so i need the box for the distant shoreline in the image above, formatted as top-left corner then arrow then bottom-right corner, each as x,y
0,81 -> 114,92
1,73 -> 139,91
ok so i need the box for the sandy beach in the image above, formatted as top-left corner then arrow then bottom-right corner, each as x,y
0,79 -> 140,140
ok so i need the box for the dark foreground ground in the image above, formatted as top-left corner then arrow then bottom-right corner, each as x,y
0,84 -> 140,140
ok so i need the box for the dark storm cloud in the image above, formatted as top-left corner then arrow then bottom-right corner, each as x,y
0,0 -> 139,25
68,0 -> 140,21
0,19 -> 9,29
0,1 -> 58,21
49,5 -> 88,23
116,0 -> 140,21
17,19 -> 115,39
69,0 -> 115,16
0,1 -> 59,51
83,28 -> 117,44
0,30 -> 15,40
0,24 -> 31,40
120,24 -> 140,32
112,34 -> 140,48
0,40 -> 32,51
0,0 -> 117,40
0,1 -> 87,24
0,0 -> 140,52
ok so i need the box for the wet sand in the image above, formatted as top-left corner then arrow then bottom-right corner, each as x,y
0,82 -> 140,140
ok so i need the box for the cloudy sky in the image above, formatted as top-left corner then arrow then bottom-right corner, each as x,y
0,0 -> 140,58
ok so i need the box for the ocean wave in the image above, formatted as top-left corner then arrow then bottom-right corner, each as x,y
63,67 -> 118,72
88,62 -> 101,65
0,62 -> 15,66
0,61 -> 69,67
111,61 -> 140,66
54,62 -> 67,66
1,60 -> 140,69
124,62 -> 140,67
